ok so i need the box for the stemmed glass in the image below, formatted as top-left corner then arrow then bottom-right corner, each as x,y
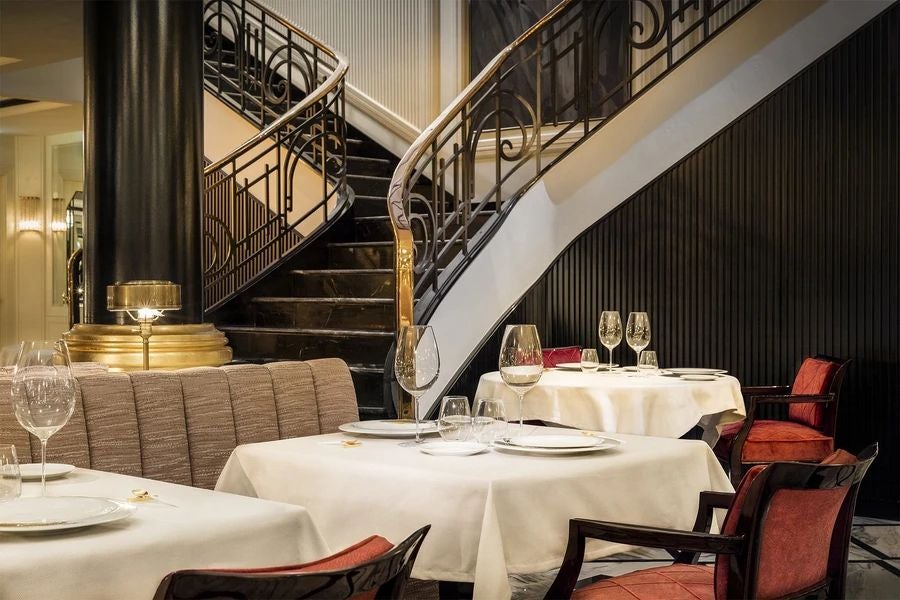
626,312 -> 651,367
394,325 -> 440,447
11,340 -> 77,495
598,311 -> 623,371
499,324 -> 543,434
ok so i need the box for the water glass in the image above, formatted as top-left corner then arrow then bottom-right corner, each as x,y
638,350 -> 659,375
0,445 -> 21,502
580,349 -> 600,372
439,396 -> 472,442
472,398 -> 508,444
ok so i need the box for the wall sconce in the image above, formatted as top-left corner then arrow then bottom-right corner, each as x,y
17,196 -> 41,232
51,197 -> 68,232
107,280 -> 182,370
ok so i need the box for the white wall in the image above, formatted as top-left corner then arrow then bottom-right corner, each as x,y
418,0 -> 894,415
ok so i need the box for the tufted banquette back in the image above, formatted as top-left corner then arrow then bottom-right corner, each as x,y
0,360 -> 358,489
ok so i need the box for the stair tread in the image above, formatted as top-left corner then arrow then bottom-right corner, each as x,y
222,325 -> 394,337
348,155 -> 393,164
290,268 -> 393,275
251,296 -> 393,304
347,174 -> 392,182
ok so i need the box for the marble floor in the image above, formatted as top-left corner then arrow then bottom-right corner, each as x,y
509,517 -> 900,599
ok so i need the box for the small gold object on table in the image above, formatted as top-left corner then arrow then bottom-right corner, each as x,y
107,280 -> 182,371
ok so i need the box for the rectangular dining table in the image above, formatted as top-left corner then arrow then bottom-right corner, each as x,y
477,370 -> 746,443
0,468 -> 329,600
216,427 -> 733,599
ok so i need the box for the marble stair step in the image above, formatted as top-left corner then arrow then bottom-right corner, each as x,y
290,268 -> 394,298
222,326 -> 393,366
250,296 -> 394,331
353,212 -> 495,241
347,173 -> 391,196
347,155 -> 396,177
327,239 -> 466,269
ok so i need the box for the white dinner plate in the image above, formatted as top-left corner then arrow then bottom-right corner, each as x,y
351,419 -> 436,432
494,436 -> 623,456
339,421 -> 438,438
18,463 -> 76,482
419,441 -> 489,457
680,374 -> 719,381
0,496 -> 136,534
556,362 -> 619,371
506,434 -> 600,449
667,368 -> 728,375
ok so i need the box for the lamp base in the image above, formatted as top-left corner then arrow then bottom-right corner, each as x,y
64,323 -> 232,371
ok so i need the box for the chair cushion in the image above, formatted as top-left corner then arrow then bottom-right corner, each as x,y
788,357 -> 840,429
542,346 -> 582,367
715,419 -> 833,463
573,564 -> 713,600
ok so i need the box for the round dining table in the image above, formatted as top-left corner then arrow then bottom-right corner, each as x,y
475,369 -> 745,444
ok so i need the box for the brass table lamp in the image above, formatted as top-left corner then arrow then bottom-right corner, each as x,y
107,280 -> 182,370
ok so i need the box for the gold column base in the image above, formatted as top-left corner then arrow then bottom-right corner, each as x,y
64,323 -> 233,371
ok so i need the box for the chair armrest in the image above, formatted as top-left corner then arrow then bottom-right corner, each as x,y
750,393 -> 835,406
692,491 -> 735,533
546,519 -> 743,599
741,385 -> 791,396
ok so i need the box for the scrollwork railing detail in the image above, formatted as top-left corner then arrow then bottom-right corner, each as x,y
388,0 -> 758,335
202,0 -> 348,311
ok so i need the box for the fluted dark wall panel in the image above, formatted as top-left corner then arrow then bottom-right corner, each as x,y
451,4 -> 899,517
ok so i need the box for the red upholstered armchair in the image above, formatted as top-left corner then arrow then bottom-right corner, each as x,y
546,445 -> 877,600
543,346 -> 583,368
154,526 -> 429,600
715,355 -> 851,486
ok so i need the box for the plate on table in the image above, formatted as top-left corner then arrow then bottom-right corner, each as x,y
506,435 -> 602,449
339,420 -> 438,438
494,436 -> 623,456
667,368 -> 727,375
679,374 -> 719,381
0,496 -> 136,534
556,363 -> 619,371
419,441 -> 489,457
19,463 -> 76,482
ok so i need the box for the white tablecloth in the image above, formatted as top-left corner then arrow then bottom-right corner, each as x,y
0,469 -> 329,600
476,370 -> 745,443
216,428 -> 733,599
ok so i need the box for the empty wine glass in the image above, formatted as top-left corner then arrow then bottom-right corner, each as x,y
499,324 -> 543,434
11,340 -> 77,495
598,311 -> 623,371
626,312 -> 651,367
394,325 -> 440,447
439,396 -> 472,442
580,349 -> 600,372
0,445 -> 21,502
638,350 -> 659,376
472,398 -> 508,444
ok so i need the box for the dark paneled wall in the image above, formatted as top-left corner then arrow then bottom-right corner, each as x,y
450,5 -> 899,517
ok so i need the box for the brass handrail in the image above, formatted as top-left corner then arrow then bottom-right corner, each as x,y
202,0 -> 350,311
387,0 -> 758,418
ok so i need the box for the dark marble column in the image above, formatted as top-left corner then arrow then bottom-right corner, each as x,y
83,0 -> 203,324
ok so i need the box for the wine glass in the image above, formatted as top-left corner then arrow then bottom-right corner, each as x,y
598,311 -> 623,371
638,350 -> 659,376
394,325 -> 440,447
580,349 -> 600,372
626,312 -> 651,367
438,396 -> 471,442
472,398 -> 508,444
499,325 -> 543,434
0,445 -> 21,502
11,340 -> 77,495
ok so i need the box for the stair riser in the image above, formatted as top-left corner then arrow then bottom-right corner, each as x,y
354,213 -> 493,242
347,157 -> 395,178
348,175 -> 390,197
253,301 -> 394,331
328,244 -> 461,270
226,330 -> 392,365
351,369 -> 387,410
292,272 -> 394,298
353,197 -> 390,218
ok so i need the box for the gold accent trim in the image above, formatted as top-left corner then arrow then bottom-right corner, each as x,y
107,280 -> 182,312
64,324 -> 232,371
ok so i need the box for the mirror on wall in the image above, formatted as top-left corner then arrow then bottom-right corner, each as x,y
49,141 -> 83,307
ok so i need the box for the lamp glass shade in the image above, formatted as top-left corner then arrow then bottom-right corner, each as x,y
17,196 -> 42,231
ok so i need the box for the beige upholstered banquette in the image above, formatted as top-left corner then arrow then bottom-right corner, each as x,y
0,360 -> 358,489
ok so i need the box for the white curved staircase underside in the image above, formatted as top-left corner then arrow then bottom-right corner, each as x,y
420,0 -> 893,415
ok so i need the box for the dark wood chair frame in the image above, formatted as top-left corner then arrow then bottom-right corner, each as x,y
727,354 -> 852,486
545,444 -> 877,600
154,525 -> 430,600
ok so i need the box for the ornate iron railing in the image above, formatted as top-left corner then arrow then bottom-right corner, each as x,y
387,0 -> 757,415
202,0 -> 348,312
